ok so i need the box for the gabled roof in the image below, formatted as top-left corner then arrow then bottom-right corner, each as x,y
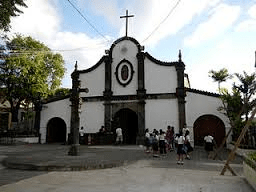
186,88 -> 220,98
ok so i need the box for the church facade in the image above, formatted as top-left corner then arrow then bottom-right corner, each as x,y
40,36 -> 230,146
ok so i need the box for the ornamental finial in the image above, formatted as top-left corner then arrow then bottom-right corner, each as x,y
178,50 -> 182,62
255,51 -> 256,68
75,61 -> 78,71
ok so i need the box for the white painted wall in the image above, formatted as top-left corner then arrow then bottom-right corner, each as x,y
186,92 -> 229,127
40,98 -> 71,143
186,92 -> 231,143
145,99 -> 179,133
79,62 -> 105,97
80,101 -> 104,133
145,58 -> 177,94
112,40 -> 138,96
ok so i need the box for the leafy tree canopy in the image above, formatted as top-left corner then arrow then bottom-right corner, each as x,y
210,68 -> 256,141
0,35 -> 65,121
209,68 -> 232,92
0,0 -> 27,31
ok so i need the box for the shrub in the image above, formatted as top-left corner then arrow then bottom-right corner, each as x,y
248,152 -> 256,162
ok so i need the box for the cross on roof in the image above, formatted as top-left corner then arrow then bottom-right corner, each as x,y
120,10 -> 134,37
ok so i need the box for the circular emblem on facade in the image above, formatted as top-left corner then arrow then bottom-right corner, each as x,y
115,59 -> 134,87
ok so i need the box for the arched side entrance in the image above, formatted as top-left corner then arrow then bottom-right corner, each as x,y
113,108 -> 138,144
46,117 -> 67,143
193,115 -> 225,147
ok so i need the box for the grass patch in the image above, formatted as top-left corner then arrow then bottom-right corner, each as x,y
248,152 -> 256,161
245,152 -> 256,171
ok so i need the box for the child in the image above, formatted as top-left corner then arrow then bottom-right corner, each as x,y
144,128 -> 150,153
184,130 -> 193,159
152,131 -> 159,157
175,132 -> 185,164
159,129 -> 166,154
204,133 -> 214,159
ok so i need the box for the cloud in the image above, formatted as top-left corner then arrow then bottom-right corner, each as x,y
10,0 -> 60,40
9,0 -> 110,88
184,4 -> 240,47
235,19 -> 256,32
235,3 -> 256,32
79,0 -> 222,47
248,4 -> 256,19
132,0 -> 222,46
86,0 -> 120,28
186,36 -> 255,93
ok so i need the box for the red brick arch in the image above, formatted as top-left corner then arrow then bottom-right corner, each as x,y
193,115 -> 225,147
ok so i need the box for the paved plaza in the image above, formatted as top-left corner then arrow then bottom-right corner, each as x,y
0,144 -> 255,191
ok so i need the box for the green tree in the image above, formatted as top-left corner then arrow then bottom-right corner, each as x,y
0,0 -> 27,31
47,88 -> 71,99
0,35 -> 65,122
234,71 -> 256,121
210,69 -> 256,143
218,88 -> 244,139
209,68 -> 232,92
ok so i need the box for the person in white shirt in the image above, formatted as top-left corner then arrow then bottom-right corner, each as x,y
115,127 -> 123,145
145,128 -> 150,152
79,127 -> 86,144
184,130 -> 193,159
175,132 -> 185,164
159,129 -> 166,154
152,131 -> 159,157
204,133 -> 214,159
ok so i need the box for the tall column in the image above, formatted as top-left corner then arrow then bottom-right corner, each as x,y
137,101 -> 145,145
136,52 -> 146,144
103,56 -> 113,132
34,97 -> 42,144
68,63 -> 80,156
175,51 -> 186,133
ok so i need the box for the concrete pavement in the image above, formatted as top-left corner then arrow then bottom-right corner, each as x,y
0,160 -> 254,192
0,144 -> 255,191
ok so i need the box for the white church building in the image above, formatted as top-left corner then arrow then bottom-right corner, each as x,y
39,36 -> 230,146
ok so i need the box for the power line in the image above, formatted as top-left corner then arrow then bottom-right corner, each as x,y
0,41 -> 109,55
66,0 -> 110,42
142,0 -> 182,43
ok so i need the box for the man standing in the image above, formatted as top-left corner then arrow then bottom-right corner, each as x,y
79,127 -> 86,144
116,127 -> 123,145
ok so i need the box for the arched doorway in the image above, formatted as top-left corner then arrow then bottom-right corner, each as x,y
47,117 -> 67,143
113,108 -> 138,144
193,115 -> 225,147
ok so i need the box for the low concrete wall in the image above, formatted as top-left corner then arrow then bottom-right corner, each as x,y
15,137 -> 38,144
243,159 -> 256,190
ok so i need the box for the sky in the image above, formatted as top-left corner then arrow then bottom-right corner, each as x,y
8,0 -> 256,93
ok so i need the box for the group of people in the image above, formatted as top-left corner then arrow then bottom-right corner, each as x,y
144,126 -> 194,164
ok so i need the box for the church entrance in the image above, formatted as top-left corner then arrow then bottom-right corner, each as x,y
47,117 -> 67,143
193,115 -> 225,147
113,108 -> 138,144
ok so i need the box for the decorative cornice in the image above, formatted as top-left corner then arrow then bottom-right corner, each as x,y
109,36 -> 141,58
77,56 -> 108,74
144,52 -> 179,66
81,93 -> 177,102
186,88 -> 220,97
